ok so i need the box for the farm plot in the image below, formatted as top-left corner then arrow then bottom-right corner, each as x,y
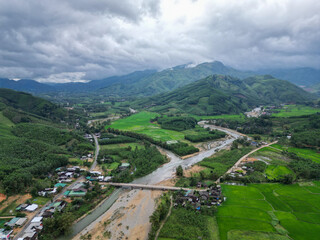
217,183 -> 320,240
105,111 -> 186,142
271,105 -> 320,117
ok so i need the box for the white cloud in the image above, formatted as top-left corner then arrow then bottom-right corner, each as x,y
0,0 -> 319,82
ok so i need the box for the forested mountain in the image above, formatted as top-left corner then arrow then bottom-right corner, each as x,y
1,62 -> 319,97
0,62 -> 253,96
0,88 -> 92,194
309,82 -> 320,96
0,78 -> 55,93
258,67 -> 320,87
134,75 -> 314,115
100,61 -> 253,97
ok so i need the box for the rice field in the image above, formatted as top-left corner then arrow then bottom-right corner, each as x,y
271,105 -> 320,117
216,183 -> 320,240
105,111 -> 186,142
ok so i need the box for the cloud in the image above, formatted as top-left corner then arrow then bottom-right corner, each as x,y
0,0 -> 319,82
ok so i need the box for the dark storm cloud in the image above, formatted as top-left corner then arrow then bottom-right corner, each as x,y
0,0 -> 319,82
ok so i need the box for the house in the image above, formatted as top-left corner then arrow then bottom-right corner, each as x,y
16,204 -> 28,211
31,217 -> 42,224
0,229 -> 13,240
17,231 -> 38,240
25,204 -> 38,212
38,188 -> 57,197
65,172 -> 73,178
5,217 -> 20,227
98,176 -> 104,181
15,218 -> 28,227
89,171 -> 101,176
104,176 -> 113,182
54,183 -> 67,188
68,188 -> 87,197
118,163 -> 130,171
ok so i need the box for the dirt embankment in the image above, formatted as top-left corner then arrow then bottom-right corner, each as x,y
0,194 -> 32,212
74,189 -> 162,240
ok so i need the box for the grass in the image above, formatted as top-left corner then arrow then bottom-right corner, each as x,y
227,230 -> 289,240
190,113 -> 245,121
271,105 -> 320,117
100,143 -> 145,150
217,183 -> 320,240
101,162 -> 120,170
0,218 -> 12,228
105,111 -> 186,142
271,144 -> 320,164
105,111 -> 227,143
265,165 -> 294,180
32,197 -> 49,206
0,200 -> 18,216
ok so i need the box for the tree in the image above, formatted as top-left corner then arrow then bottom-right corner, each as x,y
176,165 -> 183,177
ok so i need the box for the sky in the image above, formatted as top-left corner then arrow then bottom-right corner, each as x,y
0,0 -> 319,83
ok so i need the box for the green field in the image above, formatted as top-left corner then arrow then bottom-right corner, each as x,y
105,111 -> 186,142
191,114 -> 245,121
271,144 -> 320,164
216,183 -> 320,240
100,143 -> 145,150
271,105 -> 320,117
265,165 -> 294,180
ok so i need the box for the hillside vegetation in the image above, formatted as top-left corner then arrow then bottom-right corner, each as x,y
134,75 -> 314,116
0,88 -> 92,194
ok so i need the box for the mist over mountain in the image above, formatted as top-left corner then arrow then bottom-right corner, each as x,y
1,61 -> 319,97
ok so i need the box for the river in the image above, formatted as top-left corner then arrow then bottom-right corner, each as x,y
65,123 -> 242,239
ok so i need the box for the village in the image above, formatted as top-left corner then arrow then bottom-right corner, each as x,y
174,184 -> 224,210
0,131 -> 136,240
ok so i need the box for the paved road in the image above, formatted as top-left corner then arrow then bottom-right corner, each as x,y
90,134 -> 99,171
14,134 -> 100,239
215,141 -> 278,183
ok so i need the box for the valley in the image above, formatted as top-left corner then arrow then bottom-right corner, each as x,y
0,63 -> 320,240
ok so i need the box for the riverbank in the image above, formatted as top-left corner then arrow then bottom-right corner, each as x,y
71,124 -> 242,239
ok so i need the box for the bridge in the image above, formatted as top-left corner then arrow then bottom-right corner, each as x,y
103,182 -> 192,191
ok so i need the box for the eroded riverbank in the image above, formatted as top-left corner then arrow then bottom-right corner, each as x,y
72,123 -> 243,239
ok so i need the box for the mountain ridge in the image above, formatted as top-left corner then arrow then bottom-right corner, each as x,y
133,74 -> 315,116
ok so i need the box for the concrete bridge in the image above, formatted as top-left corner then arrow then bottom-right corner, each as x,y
104,182 -> 192,191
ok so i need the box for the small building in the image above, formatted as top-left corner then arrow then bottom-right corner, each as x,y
15,218 -> 28,227
16,204 -> 28,212
89,171 -> 101,176
31,217 -> 42,224
119,163 -> 130,171
25,204 -> 38,212
68,188 -> 87,197
5,217 -> 20,227
104,176 -> 113,182
54,183 -> 67,188
0,229 -> 13,240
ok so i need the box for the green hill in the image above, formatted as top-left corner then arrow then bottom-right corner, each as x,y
0,88 -> 93,194
100,61 -> 253,97
134,75 -> 314,116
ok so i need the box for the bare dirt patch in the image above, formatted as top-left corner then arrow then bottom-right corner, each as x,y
184,165 -> 206,177
0,194 -> 32,211
0,193 -> 6,203
74,189 -> 162,240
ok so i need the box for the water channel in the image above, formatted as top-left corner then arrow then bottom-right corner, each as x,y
62,123 -> 242,239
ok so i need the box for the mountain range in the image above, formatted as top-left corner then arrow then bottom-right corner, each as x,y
133,74 -> 315,116
1,61 -> 319,97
